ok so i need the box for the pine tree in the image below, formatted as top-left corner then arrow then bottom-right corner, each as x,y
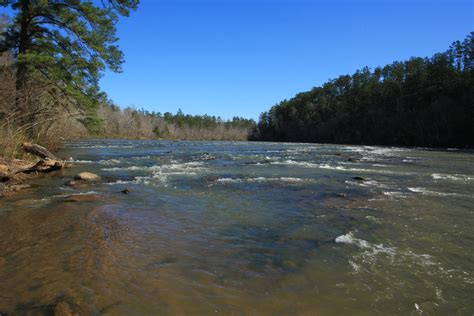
0,0 -> 139,131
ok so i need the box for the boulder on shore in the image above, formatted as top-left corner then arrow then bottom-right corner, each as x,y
74,172 -> 100,181
1,143 -> 66,197
0,164 -> 10,182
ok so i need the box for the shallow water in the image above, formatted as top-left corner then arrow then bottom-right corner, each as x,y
1,140 -> 473,315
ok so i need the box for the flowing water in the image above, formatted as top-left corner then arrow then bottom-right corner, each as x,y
0,140 -> 473,315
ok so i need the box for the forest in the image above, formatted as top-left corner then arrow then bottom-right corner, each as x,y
0,0 -> 472,159
250,33 -> 473,148
0,2 -> 254,159
96,103 -> 255,140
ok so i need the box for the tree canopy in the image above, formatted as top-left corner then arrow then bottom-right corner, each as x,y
0,0 -> 139,130
250,33 -> 473,148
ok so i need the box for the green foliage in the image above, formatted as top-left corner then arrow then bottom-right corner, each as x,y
250,33 -> 474,148
159,109 -> 255,130
83,111 -> 104,135
0,0 -> 139,132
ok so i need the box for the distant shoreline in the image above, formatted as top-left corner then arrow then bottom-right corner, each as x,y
67,137 -> 474,150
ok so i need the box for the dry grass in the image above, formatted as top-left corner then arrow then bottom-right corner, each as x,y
0,126 -> 30,161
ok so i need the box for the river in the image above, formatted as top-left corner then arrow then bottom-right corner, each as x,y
0,140 -> 473,315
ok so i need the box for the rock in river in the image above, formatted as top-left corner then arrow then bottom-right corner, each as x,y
64,194 -> 102,202
74,172 -> 100,181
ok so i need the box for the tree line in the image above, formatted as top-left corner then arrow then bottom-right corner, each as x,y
96,102 -> 255,140
0,1 -> 254,159
250,33 -> 473,148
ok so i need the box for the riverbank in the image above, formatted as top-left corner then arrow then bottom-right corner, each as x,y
0,143 -> 69,197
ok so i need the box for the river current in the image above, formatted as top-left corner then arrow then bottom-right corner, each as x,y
0,140 -> 473,315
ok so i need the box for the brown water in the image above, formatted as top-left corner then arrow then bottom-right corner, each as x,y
0,140 -> 473,315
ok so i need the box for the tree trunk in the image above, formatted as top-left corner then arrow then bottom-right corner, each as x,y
16,0 -> 32,129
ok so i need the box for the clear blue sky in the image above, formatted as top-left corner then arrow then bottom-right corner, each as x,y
100,0 -> 473,120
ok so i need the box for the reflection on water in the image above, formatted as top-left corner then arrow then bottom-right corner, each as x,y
0,140 -> 473,314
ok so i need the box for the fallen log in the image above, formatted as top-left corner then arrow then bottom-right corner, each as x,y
22,142 -> 57,160
22,159 -> 64,174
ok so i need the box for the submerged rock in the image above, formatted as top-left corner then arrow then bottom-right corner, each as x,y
64,180 -> 77,187
64,180 -> 92,190
74,172 -> 100,181
203,175 -> 220,182
353,176 -> 368,181
121,189 -> 131,194
64,194 -> 102,202
196,152 -> 215,161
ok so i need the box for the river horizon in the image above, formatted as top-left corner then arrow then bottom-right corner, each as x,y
1,139 -> 473,315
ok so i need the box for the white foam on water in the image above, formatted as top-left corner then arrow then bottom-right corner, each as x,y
382,191 -> 409,199
72,159 -> 95,164
365,215 -> 381,223
106,180 -> 135,185
270,160 -> 320,168
71,158 -> 122,165
215,177 -> 312,184
408,187 -> 458,196
216,177 -> 243,183
321,164 -> 412,175
415,303 -> 421,313
105,161 -> 206,187
71,145 -> 135,149
335,232 -> 374,250
102,165 -> 153,171
272,160 -> 404,175
285,147 -> 318,153
51,191 -> 103,198
335,232 -> 435,267
102,161 -> 206,172
265,159 -> 412,176
432,173 -> 474,181
98,158 -> 122,165
345,180 -> 390,189
348,260 -> 361,273
346,146 -> 410,162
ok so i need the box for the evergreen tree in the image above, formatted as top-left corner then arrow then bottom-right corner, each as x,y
0,0 -> 139,131
250,33 -> 474,147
